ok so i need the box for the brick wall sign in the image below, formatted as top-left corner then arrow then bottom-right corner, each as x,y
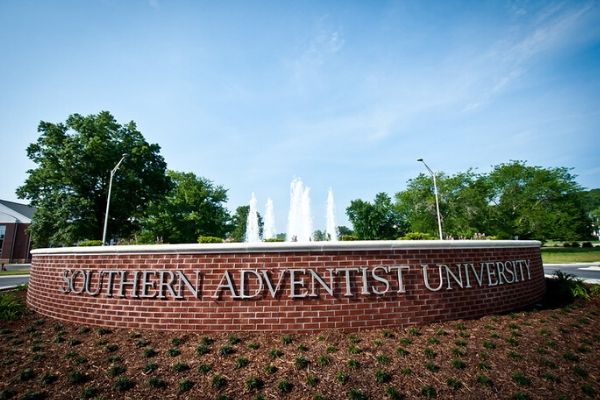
27,241 -> 545,332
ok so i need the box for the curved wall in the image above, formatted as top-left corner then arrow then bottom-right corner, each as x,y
27,241 -> 545,332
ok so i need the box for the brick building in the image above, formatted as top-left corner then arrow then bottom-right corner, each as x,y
0,200 -> 34,263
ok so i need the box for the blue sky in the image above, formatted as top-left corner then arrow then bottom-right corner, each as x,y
1,0 -> 599,231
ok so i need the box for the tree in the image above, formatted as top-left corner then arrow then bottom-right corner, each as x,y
137,171 -> 231,243
228,205 -> 264,242
485,161 -> 592,241
395,170 -> 491,238
17,111 -> 170,247
346,193 -> 405,240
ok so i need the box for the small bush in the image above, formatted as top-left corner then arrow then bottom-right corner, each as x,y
197,236 -> 223,243
197,363 -> 211,374
235,357 -> 249,369
375,369 -> 391,383
143,347 -> 157,358
245,377 -> 264,391
211,374 -> 227,390
306,374 -> 319,387
0,293 -> 27,321
108,364 -> 126,377
172,362 -> 190,373
446,378 -> 462,390
399,232 -> 435,240
278,379 -> 293,394
77,240 -> 103,247
67,371 -> 89,385
143,362 -> 158,373
336,372 -> 349,384
80,387 -> 97,399
40,373 -> 57,385
148,376 -> 166,389
167,348 -> 180,357
420,385 -> 437,398
349,388 -> 367,400
196,343 -> 210,355
178,378 -> 193,393
295,356 -> 309,369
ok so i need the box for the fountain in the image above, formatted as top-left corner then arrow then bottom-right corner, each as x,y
325,188 -> 338,241
286,178 -> 313,242
245,193 -> 260,243
263,198 -> 275,240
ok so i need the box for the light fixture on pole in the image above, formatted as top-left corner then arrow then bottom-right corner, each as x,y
102,154 -> 127,245
417,158 -> 443,240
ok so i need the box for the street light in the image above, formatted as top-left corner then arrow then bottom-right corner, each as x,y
102,154 -> 127,245
417,158 -> 443,240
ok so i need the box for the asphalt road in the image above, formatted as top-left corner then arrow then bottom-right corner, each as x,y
544,263 -> 600,284
0,275 -> 29,290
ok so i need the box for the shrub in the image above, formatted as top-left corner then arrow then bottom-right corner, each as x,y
581,241 -> 593,248
399,232 -> 435,240
197,363 -> 211,374
295,356 -> 309,369
245,377 -> 264,391
349,388 -> 367,400
211,374 -> 227,390
67,371 -> 89,385
148,376 -> 166,389
375,369 -> 391,383
143,362 -> 158,373
77,240 -> 103,247
227,334 -> 241,345
172,362 -> 190,372
340,234 -> 358,241
0,293 -> 26,321
198,236 -> 222,243
108,364 -> 126,377
420,385 -> 437,398
545,271 -> 590,306
19,368 -> 34,381
178,378 -> 193,393
235,357 -> 249,369
278,379 -> 293,394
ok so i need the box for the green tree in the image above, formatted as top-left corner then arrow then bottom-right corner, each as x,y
485,161 -> 591,241
228,205 -> 264,242
17,111 -> 170,247
396,170 -> 491,238
346,193 -> 405,240
138,171 -> 230,243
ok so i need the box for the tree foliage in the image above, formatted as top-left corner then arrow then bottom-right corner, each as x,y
393,161 -> 592,241
396,170 -> 491,239
485,161 -> 591,241
138,171 -> 230,243
228,205 -> 263,242
346,193 -> 405,240
17,111 -> 170,247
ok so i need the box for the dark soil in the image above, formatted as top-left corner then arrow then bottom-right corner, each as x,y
1,290 -> 599,400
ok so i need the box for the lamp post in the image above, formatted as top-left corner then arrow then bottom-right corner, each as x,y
102,154 -> 126,245
417,158 -> 443,240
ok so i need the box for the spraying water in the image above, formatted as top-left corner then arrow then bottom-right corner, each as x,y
326,188 -> 338,241
287,178 -> 313,242
263,198 -> 276,240
245,193 -> 261,243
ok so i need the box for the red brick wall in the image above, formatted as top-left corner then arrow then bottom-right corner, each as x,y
27,244 -> 545,332
0,223 -> 31,263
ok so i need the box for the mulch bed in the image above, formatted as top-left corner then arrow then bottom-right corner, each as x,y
1,290 -> 599,399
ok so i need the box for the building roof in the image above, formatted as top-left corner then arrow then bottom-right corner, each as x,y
0,200 -> 35,223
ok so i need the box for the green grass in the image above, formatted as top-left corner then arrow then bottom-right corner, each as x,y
0,269 -> 30,276
541,247 -> 600,263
